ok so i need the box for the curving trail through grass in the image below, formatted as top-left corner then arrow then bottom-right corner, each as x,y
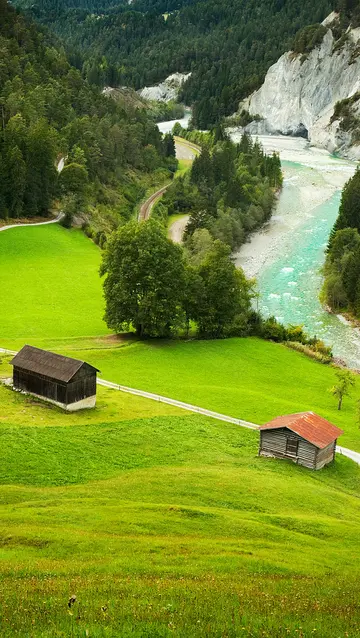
0,212 -> 64,233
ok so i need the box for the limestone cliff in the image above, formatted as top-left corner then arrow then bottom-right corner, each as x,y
240,14 -> 360,159
139,72 -> 191,103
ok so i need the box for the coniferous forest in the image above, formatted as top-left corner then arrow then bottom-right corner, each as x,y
14,0 -> 334,128
0,0 -> 175,231
155,129 -> 282,252
322,168 -> 360,317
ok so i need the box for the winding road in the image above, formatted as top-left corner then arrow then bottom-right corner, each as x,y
139,137 -> 199,236
0,212 -> 64,233
139,184 -> 170,222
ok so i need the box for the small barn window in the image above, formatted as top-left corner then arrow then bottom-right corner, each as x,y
286,437 -> 299,456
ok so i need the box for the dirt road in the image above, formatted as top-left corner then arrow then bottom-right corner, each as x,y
138,138 -> 200,224
168,214 -> 190,243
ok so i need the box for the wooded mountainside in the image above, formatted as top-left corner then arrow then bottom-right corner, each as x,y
0,0 -> 174,231
14,0 -> 334,128
155,129 -> 282,253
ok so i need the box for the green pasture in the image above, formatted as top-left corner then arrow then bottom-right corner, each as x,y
0,224 -> 108,346
60,337 -> 360,451
1,375 -> 360,636
2,211 -> 360,635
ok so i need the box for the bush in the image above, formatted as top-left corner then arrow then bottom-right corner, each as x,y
293,24 -> 328,56
285,341 -> 332,364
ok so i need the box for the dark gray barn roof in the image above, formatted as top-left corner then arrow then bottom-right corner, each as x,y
10,345 -> 99,383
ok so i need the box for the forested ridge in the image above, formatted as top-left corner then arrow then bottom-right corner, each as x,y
156,128 -> 282,253
14,0 -> 334,128
0,0 -> 175,234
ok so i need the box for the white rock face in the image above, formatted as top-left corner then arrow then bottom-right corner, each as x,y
241,23 -> 360,159
139,72 -> 191,102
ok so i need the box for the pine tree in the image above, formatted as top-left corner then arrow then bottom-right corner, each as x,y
333,168 -> 360,235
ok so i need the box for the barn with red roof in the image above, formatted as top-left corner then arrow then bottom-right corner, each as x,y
259,412 -> 343,470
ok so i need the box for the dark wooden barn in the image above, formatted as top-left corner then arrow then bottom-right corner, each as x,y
259,412 -> 343,470
11,345 -> 99,411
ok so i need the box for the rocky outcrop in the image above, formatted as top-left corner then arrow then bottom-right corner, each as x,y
138,72 -> 191,102
240,16 -> 360,159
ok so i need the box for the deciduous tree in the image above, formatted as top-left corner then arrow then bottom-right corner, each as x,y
100,219 -> 186,337
330,369 -> 355,410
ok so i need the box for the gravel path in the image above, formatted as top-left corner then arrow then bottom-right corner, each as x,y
98,378 -> 258,429
139,138 -> 199,224
1,348 -> 359,465
337,446 -> 360,465
0,212 -> 64,233
174,137 -> 200,160
168,214 -> 190,243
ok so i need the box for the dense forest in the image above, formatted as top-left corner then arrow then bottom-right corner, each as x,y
155,128 -> 282,254
14,0 -> 334,128
322,168 -> 360,317
0,0 -> 175,238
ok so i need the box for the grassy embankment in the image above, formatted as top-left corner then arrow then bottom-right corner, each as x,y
0,224 -> 108,346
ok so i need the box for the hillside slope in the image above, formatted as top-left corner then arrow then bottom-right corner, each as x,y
0,0 -> 173,231
1,365 -> 360,637
14,0 -> 334,128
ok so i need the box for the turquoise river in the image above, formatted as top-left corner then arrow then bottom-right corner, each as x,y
157,118 -> 360,369
233,134 -> 360,368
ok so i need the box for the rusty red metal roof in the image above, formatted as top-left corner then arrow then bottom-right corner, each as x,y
260,412 -> 343,449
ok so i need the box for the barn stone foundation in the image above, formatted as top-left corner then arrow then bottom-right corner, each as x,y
18,390 -> 97,411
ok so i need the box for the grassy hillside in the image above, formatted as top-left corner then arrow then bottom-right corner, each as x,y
57,337 -> 360,451
0,224 -> 108,345
1,374 -> 360,637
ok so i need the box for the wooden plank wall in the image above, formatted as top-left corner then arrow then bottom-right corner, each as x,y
260,429 -> 317,469
315,441 -> 336,469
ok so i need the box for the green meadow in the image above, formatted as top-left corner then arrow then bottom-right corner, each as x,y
60,337 -> 360,452
2,224 -> 360,635
0,224 -> 108,347
1,374 -> 360,637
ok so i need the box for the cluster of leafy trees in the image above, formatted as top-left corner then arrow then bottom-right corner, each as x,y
101,216 -> 335,356
100,218 -> 254,338
0,0 -> 175,226
322,169 -> 360,315
156,130 -> 282,252
15,0 -> 334,128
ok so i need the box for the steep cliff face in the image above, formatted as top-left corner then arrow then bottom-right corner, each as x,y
241,16 -> 360,159
139,73 -> 191,102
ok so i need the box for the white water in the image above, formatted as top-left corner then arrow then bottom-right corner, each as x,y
157,109 -> 191,134
155,120 -> 360,367
231,133 -> 360,367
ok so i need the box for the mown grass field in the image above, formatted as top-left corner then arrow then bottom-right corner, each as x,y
0,224 -> 108,347
1,372 -> 360,637
55,337 -> 360,452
